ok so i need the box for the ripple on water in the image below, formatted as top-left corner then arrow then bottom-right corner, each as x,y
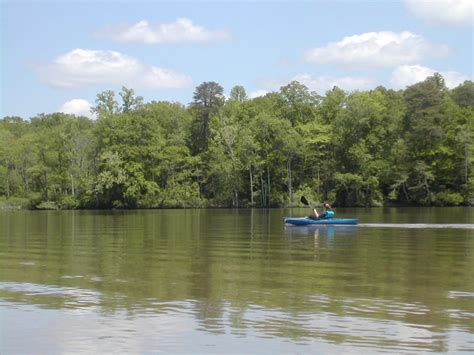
447,291 -> 474,298
18,262 -> 36,266
1,208 -> 473,353
1,289 -> 473,353
359,223 -> 474,230
0,281 -> 102,308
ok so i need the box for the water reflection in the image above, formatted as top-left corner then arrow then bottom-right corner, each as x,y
0,209 -> 473,353
284,225 -> 358,237
1,281 -> 472,353
284,225 -> 358,249
360,223 -> 474,229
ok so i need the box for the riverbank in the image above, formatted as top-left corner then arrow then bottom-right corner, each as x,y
1,196 -> 471,210
0,197 -> 30,210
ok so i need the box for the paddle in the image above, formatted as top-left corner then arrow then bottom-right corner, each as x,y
300,195 -> 313,208
301,196 -> 322,219
301,196 -> 319,212
301,196 -> 336,220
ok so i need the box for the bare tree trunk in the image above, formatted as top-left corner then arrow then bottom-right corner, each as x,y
197,177 -> 201,200
287,158 -> 292,205
317,167 -> 320,195
71,174 -> 75,197
43,171 -> 49,200
267,167 -> 271,207
402,182 -> 410,202
21,168 -> 30,193
424,177 -> 431,204
249,166 -> 254,206
465,146 -> 469,184
6,175 -> 10,197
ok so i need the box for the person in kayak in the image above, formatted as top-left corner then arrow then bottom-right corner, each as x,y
309,203 -> 335,219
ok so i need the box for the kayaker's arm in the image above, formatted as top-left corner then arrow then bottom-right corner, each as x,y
301,196 -> 320,218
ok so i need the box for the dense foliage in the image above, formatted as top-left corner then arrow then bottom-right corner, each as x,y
1,76 -> 473,209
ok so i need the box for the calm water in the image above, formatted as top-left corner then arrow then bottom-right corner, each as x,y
1,208 -> 473,353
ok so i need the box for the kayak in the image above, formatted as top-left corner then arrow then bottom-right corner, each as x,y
284,217 -> 359,226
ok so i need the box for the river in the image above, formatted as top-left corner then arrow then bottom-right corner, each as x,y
1,208 -> 473,353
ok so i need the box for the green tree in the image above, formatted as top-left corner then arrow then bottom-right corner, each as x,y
278,81 -> 319,126
90,151 -> 157,208
401,74 -> 447,204
119,86 -> 144,113
190,81 -> 225,154
1,78 -> 471,208
229,85 -> 248,102
451,80 -> 474,110
320,86 -> 346,124
91,90 -> 118,118
297,117 -> 332,200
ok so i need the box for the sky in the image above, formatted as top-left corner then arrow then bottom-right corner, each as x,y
1,0 -> 473,119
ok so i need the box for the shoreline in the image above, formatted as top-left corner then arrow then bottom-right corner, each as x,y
1,202 -> 471,211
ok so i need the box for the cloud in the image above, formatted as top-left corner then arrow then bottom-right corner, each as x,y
249,89 -> 269,99
38,49 -> 192,89
305,31 -> 452,68
59,99 -> 96,119
390,64 -> 470,88
405,0 -> 473,26
292,74 -> 375,93
251,74 -> 375,98
96,18 -> 230,44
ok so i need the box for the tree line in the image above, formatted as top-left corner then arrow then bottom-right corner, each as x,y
1,74 -> 473,209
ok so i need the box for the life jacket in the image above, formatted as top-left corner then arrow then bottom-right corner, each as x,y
326,210 -> 335,217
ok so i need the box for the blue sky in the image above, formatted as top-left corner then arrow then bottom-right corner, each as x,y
1,0 -> 473,119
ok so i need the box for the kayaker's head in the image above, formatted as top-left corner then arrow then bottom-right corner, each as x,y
324,203 -> 332,209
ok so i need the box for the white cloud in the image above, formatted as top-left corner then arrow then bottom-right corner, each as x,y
249,89 -> 269,99
251,74 -> 375,98
59,99 -> 95,119
38,49 -> 192,89
405,0 -> 473,26
390,64 -> 470,88
305,31 -> 452,68
293,74 -> 375,93
96,18 -> 230,44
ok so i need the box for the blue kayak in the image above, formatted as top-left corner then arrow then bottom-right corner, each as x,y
284,217 -> 358,226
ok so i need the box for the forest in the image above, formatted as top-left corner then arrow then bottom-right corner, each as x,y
1,74 -> 473,209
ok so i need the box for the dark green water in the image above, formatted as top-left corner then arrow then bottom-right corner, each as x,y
1,208 -> 473,353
